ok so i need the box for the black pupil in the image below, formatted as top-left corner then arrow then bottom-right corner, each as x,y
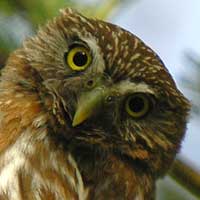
73,51 -> 88,67
129,97 -> 145,113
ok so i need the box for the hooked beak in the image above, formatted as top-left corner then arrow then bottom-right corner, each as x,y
72,87 -> 105,127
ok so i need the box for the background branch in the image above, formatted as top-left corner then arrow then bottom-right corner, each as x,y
169,156 -> 200,198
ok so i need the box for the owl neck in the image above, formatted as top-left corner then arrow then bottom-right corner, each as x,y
70,145 -> 155,199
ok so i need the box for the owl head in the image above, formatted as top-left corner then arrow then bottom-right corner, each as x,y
10,8 -> 190,176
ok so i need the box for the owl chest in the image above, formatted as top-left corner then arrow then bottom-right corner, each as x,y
0,133 -> 89,200
72,151 -> 150,200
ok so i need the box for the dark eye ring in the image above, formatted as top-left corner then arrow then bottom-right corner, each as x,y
125,93 -> 151,118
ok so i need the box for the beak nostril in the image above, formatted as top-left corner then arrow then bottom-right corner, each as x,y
105,96 -> 114,103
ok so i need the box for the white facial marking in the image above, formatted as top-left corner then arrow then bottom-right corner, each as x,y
116,80 -> 155,96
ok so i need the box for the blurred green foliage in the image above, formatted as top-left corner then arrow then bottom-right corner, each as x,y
0,0 -> 73,25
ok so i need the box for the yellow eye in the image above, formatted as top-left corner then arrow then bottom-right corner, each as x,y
66,46 -> 92,71
125,94 -> 150,118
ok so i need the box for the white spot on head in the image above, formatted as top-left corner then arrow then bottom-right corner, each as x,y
99,23 -> 104,29
117,58 -> 122,65
123,49 -> 129,58
133,38 -> 139,50
130,53 -> 140,62
105,25 -> 111,32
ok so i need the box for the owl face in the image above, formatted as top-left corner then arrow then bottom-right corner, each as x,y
23,8 -> 190,175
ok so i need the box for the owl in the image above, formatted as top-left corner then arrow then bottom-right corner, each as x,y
0,8 -> 190,200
